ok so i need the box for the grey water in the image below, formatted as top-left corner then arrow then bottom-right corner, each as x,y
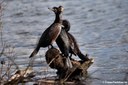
1,0 -> 128,84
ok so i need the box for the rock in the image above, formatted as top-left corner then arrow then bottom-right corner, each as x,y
45,48 -> 94,82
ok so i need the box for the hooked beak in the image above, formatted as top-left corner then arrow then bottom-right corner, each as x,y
48,7 -> 54,11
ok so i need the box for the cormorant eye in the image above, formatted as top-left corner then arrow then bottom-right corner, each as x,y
54,9 -> 58,13
53,7 -> 58,12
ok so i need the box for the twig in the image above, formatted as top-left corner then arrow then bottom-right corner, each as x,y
0,0 -> 5,5
0,47 -> 4,57
48,54 -> 59,66
63,66 -> 78,82
63,58 -> 94,82
0,63 -> 4,80
3,53 -> 19,69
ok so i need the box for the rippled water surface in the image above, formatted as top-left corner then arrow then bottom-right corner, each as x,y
1,0 -> 128,84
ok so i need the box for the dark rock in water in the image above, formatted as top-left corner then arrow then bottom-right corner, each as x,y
45,48 -> 94,82
45,47 -> 67,70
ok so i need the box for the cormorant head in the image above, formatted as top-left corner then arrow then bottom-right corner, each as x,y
48,6 -> 64,14
62,19 -> 70,32
58,6 -> 64,13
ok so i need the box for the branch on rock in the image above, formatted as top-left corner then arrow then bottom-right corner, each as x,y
45,48 -> 94,82
4,67 -> 35,85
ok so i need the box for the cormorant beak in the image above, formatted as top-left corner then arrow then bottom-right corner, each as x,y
48,7 -> 54,11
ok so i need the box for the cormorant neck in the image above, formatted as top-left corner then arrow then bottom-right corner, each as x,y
54,13 -> 62,23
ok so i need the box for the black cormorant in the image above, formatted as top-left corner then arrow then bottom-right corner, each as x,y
62,19 -> 89,61
29,6 -> 64,58
56,23 -> 72,68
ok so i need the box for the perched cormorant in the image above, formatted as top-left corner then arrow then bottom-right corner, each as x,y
29,6 -> 64,58
56,23 -> 72,68
62,19 -> 89,61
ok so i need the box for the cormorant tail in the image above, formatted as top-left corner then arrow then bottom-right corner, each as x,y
77,52 -> 89,61
29,46 -> 40,58
66,57 -> 73,68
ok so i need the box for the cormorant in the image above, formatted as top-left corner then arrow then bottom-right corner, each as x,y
62,19 -> 89,61
56,23 -> 72,68
29,6 -> 64,58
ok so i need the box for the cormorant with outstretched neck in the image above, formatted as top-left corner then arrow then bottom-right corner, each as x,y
29,6 -> 64,58
62,19 -> 89,61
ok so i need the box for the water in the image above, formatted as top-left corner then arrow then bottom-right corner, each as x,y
1,0 -> 128,84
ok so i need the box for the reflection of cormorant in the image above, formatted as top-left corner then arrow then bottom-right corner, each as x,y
63,20 -> 89,61
29,6 -> 64,58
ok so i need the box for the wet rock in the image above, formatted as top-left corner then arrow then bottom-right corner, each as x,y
45,48 -> 94,82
